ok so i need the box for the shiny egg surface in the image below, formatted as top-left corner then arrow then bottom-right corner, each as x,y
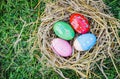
53,21 -> 75,40
73,33 -> 96,51
70,13 -> 90,34
51,38 -> 72,57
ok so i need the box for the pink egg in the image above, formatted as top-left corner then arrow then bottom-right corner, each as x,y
51,38 -> 72,57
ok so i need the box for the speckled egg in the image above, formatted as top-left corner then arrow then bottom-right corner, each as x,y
53,21 -> 75,40
73,33 -> 96,51
51,38 -> 72,57
70,13 -> 90,34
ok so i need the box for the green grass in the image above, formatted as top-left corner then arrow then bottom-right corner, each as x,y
0,0 -> 43,79
103,0 -> 120,19
91,58 -> 120,79
0,0 -> 120,79
0,0 -> 79,79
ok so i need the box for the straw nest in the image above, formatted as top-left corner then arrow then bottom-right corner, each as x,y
38,0 -> 120,78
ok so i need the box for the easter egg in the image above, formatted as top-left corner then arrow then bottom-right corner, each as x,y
53,21 -> 75,40
51,38 -> 72,57
73,33 -> 96,51
70,13 -> 90,34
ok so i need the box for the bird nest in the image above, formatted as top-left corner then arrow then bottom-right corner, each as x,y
38,0 -> 120,78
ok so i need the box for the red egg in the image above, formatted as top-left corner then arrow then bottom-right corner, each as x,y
70,13 -> 90,34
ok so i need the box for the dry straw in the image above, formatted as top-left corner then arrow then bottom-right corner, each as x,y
38,0 -> 120,78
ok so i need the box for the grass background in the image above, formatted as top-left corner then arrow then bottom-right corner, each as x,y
0,0 -> 120,79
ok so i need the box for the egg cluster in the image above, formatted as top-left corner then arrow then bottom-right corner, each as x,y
51,13 -> 97,57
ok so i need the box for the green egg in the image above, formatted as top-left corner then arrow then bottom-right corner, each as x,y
53,21 -> 75,40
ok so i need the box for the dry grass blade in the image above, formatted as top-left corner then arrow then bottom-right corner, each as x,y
38,0 -> 120,78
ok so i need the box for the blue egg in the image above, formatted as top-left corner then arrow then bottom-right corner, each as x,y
73,33 -> 96,51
